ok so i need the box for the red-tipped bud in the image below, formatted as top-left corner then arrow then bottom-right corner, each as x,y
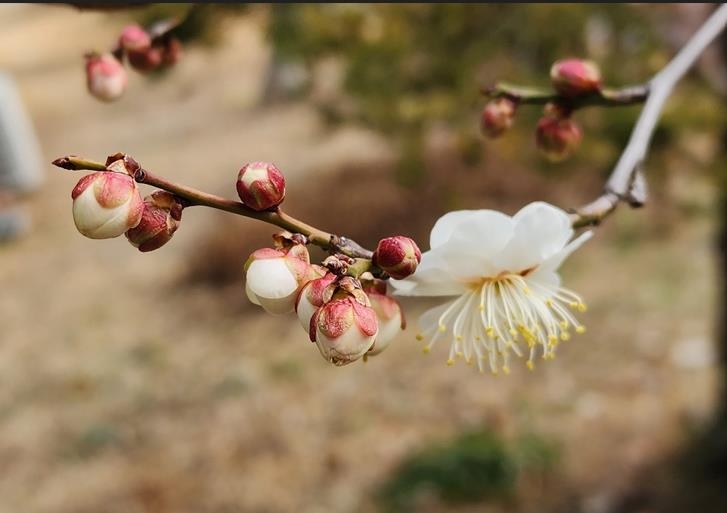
127,47 -> 163,74
535,115 -> 582,162
71,170 -> 143,239
373,236 -> 421,280
118,24 -> 151,53
236,162 -> 286,211
311,296 -> 378,366
85,53 -> 127,102
363,280 -> 405,357
125,191 -> 183,252
160,37 -> 182,67
296,272 -> 338,332
480,98 -> 516,138
550,58 -> 602,97
244,244 -> 320,314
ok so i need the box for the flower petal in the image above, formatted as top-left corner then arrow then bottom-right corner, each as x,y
493,201 -> 573,272
538,230 -> 592,274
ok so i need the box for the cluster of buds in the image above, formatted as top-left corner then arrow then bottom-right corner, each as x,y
481,57 -> 602,162
69,154 -> 184,251
245,232 -> 419,366
86,23 -> 182,102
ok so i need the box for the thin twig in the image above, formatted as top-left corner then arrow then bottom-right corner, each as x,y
570,4 -> 727,228
484,82 -> 649,108
52,155 -> 374,259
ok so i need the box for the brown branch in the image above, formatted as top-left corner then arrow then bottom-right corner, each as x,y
52,155 -> 374,259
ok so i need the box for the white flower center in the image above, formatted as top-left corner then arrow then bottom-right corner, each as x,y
416,270 -> 586,374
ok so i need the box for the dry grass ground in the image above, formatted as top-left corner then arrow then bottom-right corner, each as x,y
0,5 -> 722,513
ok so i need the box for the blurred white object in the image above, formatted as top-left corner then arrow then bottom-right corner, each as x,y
0,72 -> 44,195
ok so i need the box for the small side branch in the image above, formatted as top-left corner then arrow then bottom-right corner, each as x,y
570,4 -> 727,228
52,155 -> 374,259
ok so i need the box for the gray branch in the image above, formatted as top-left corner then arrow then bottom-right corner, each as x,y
571,4 -> 727,227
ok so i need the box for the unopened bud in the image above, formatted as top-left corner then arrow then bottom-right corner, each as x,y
535,115 -> 582,162
118,24 -> 151,53
373,236 -> 421,280
550,58 -> 602,97
85,53 -> 127,102
363,280 -> 405,357
236,162 -> 286,211
127,47 -> 163,74
480,98 -> 516,138
125,191 -> 183,252
160,37 -> 182,67
296,272 -> 338,333
244,245 -> 318,314
311,296 -> 378,366
71,171 -> 143,239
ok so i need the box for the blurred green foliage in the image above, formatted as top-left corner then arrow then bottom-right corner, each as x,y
376,429 -> 558,512
266,4 -> 667,182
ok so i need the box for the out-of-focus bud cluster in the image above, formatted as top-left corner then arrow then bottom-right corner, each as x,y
550,58 -> 602,97
482,58 -> 602,163
245,231 -> 411,366
85,53 -> 128,103
535,103 -> 582,162
480,97 -> 517,138
85,23 -> 183,102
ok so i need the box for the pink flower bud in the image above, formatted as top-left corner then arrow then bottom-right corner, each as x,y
296,272 -> 338,333
363,281 -> 405,357
311,296 -> 378,366
85,53 -> 127,102
480,98 -> 516,138
550,58 -> 602,97
244,245 -> 318,314
373,236 -> 421,280
71,171 -> 143,239
125,191 -> 183,252
127,47 -> 163,74
118,24 -> 151,53
535,115 -> 582,162
160,37 -> 182,67
236,162 -> 286,211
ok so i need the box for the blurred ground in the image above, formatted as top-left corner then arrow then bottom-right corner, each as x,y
0,4 -> 722,513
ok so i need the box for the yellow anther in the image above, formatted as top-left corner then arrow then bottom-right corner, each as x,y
422,346 -> 431,354
438,324 -> 446,332
455,351 -> 463,358
545,299 -> 553,307
466,358 -> 473,366
486,327 -> 495,338
575,325 -> 586,334
577,302 -> 587,313
509,328 -> 518,336
502,366 -> 511,375
478,304 -> 485,311
456,335 -> 463,342
548,335 -> 558,344
446,358 -> 455,366
415,334 -> 424,341
569,301 -> 579,308
526,360 -> 535,371
560,321 -> 569,330
560,332 -> 571,341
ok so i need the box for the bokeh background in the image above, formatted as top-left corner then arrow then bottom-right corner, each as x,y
1,3 -> 727,513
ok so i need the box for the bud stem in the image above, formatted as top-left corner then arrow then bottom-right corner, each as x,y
483,82 -> 649,108
52,155 -> 374,259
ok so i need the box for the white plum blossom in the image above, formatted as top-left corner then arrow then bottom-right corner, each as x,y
391,201 -> 591,374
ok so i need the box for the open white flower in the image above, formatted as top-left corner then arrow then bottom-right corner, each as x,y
390,201 -> 591,374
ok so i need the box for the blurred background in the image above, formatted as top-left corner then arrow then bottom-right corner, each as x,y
1,3 -> 726,513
